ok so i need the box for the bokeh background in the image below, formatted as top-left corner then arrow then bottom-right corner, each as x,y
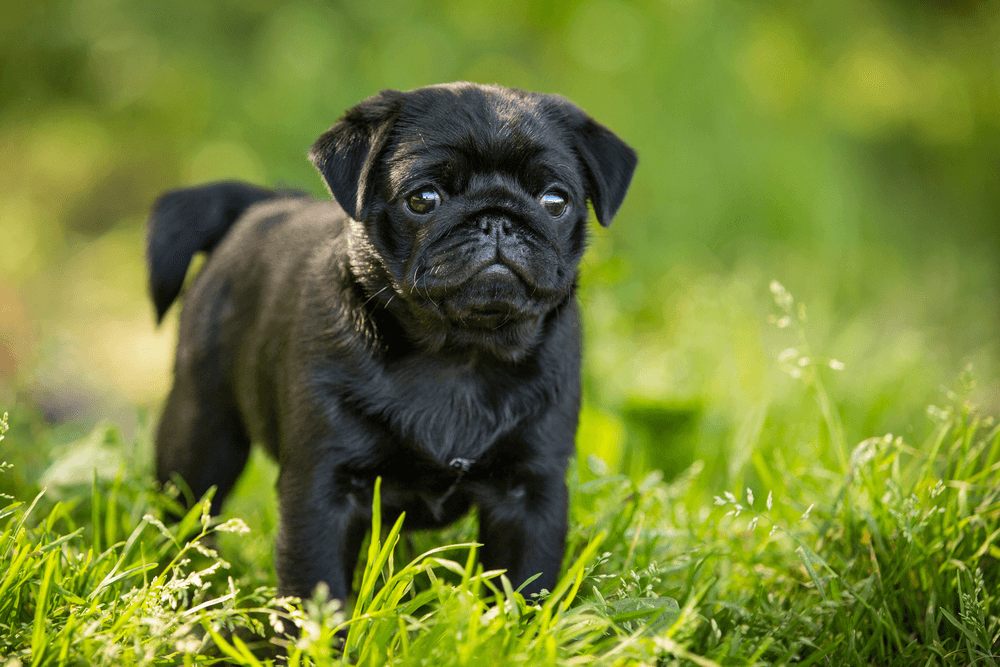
1,0 -> 998,494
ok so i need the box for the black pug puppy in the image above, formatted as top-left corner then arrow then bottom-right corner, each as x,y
148,82 -> 636,604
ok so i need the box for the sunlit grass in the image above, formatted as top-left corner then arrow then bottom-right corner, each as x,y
1,287 -> 998,666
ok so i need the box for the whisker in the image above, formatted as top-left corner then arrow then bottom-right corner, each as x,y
362,285 -> 391,308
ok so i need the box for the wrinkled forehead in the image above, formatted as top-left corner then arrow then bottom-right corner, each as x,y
383,86 -> 582,197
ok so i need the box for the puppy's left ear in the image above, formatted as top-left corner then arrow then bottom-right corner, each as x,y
309,90 -> 404,221
552,100 -> 638,227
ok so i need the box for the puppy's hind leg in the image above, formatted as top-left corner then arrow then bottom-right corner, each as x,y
155,372 -> 251,517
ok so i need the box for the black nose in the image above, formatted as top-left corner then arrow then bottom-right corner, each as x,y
478,215 -> 512,236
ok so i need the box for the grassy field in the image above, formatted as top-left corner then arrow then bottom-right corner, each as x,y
1,284 -> 998,666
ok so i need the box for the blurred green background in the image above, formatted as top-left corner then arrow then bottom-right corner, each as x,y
1,0 -> 998,492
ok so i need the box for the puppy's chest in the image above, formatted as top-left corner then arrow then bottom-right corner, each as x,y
361,363 -> 546,463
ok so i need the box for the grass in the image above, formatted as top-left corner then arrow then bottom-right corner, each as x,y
1,285 -> 998,666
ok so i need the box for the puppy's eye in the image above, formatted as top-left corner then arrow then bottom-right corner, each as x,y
540,192 -> 568,218
406,188 -> 441,215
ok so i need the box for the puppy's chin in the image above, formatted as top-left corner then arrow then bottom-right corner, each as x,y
415,311 -> 548,363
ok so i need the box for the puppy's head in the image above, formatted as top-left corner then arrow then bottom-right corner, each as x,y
310,83 -> 637,361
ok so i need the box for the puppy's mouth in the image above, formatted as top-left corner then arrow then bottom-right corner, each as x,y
444,262 -> 534,327
477,263 -> 516,278
463,303 -> 519,328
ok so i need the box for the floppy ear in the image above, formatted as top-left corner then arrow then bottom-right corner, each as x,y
309,90 -> 403,221
553,100 -> 638,227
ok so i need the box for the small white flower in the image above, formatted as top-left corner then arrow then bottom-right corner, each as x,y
192,543 -> 219,559
746,488 -> 754,506
769,281 -> 794,311
766,491 -> 773,511
481,606 -> 501,625
200,500 -> 212,526
797,357 -> 810,367
175,637 -> 202,654
215,518 -> 251,535
828,359 -> 845,371
269,613 -> 285,635
304,619 -> 321,642
778,347 -> 798,362
144,515 -> 175,542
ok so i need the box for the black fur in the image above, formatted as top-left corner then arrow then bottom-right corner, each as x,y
146,182 -> 288,322
149,82 -> 636,604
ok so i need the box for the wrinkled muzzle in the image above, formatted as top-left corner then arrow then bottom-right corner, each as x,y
406,212 -> 570,327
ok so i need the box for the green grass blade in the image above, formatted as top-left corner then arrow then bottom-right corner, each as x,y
30,549 -> 58,667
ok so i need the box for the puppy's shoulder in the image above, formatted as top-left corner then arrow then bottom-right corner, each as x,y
237,195 -> 347,241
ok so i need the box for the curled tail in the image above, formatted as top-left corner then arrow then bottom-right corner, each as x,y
146,181 -> 288,322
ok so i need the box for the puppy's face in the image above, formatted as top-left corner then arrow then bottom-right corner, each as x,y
310,83 -> 637,360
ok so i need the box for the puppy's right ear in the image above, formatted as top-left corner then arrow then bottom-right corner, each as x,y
309,90 -> 403,221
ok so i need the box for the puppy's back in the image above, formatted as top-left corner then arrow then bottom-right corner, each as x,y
171,195 -> 351,451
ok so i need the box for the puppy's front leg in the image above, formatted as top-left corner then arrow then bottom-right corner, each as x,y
274,466 -> 368,603
478,466 -> 569,599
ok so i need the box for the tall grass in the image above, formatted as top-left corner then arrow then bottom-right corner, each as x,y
1,286 -> 997,665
